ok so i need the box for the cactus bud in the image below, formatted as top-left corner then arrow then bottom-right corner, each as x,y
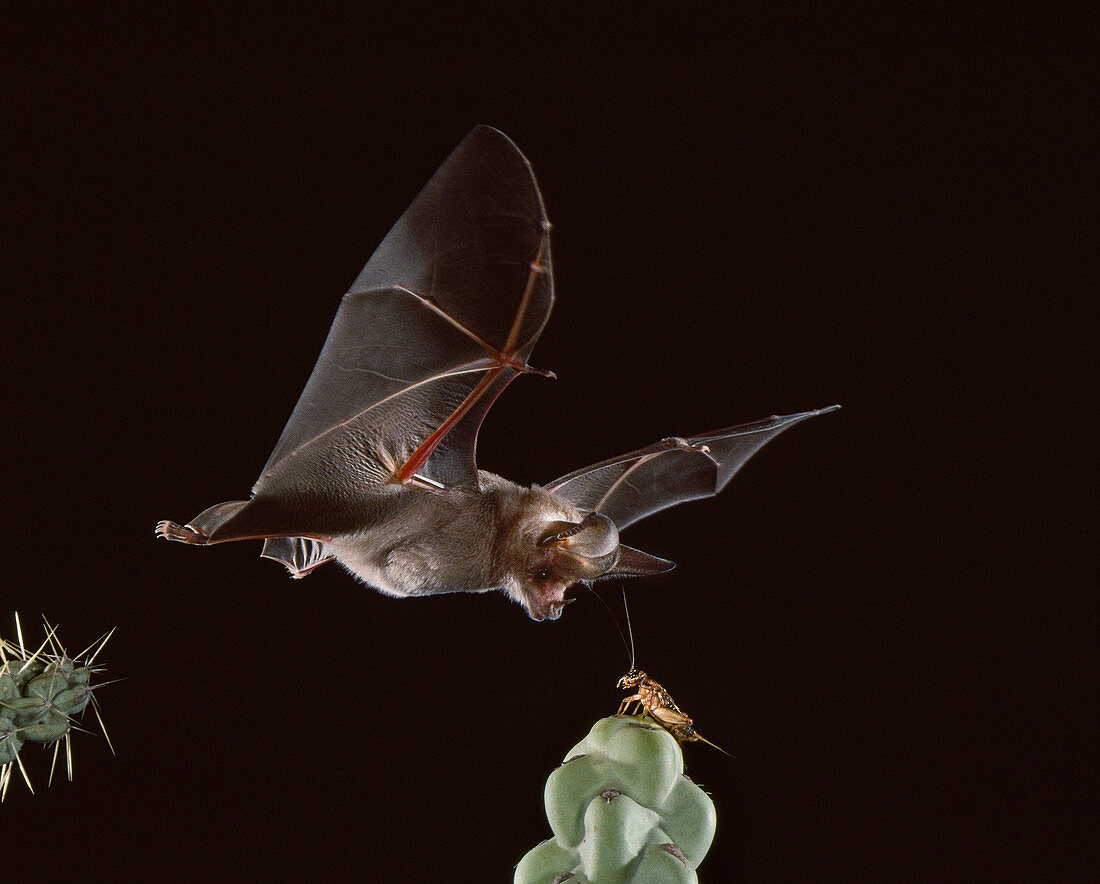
516,715 -> 717,883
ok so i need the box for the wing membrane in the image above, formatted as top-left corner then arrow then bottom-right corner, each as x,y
255,125 -> 553,500
260,537 -> 335,577
546,407 -> 839,530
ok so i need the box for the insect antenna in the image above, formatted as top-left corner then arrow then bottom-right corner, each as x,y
622,587 -> 637,673
582,584 -> 632,664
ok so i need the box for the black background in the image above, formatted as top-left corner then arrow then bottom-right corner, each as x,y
1,6 -> 1086,881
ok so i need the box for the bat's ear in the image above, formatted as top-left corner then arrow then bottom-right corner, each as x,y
541,514 -> 674,579
604,545 -> 675,577
539,512 -> 619,558
540,512 -> 625,580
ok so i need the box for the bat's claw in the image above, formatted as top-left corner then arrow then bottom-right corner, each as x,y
155,520 -> 208,545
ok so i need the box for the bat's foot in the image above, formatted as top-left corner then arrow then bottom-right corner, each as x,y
155,520 -> 208,545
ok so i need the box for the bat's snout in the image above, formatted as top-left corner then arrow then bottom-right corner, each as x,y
528,595 -> 575,621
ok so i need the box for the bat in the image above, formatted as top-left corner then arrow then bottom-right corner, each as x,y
157,125 -> 838,620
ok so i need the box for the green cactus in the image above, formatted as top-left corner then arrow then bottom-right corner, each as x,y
0,614 -> 114,800
515,714 -> 717,883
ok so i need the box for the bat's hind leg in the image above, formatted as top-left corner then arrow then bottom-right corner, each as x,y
155,520 -> 209,544
155,500 -> 257,545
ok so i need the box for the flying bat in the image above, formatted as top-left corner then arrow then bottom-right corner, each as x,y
157,126 -> 837,620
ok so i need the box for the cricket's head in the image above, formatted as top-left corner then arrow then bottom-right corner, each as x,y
500,497 -> 673,621
617,669 -> 647,690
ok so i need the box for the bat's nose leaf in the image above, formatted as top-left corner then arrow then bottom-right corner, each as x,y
605,545 -> 675,577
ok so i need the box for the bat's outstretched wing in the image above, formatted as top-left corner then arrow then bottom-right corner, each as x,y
546,407 -> 839,530
156,126 -> 554,574
255,125 -> 554,502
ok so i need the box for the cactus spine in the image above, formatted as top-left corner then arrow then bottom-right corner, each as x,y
515,714 -> 717,883
0,613 -> 114,800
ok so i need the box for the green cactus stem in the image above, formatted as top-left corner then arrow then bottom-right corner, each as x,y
515,714 -> 717,883
0,613 -> 115,800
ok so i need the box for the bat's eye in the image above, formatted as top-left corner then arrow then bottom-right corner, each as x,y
534,567 -> 552,581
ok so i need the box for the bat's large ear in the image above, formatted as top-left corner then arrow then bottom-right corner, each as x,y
540,513 -> 673,580
540,512 -> 621,578
603,545 -> 675,577
539,512 -> 619,557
